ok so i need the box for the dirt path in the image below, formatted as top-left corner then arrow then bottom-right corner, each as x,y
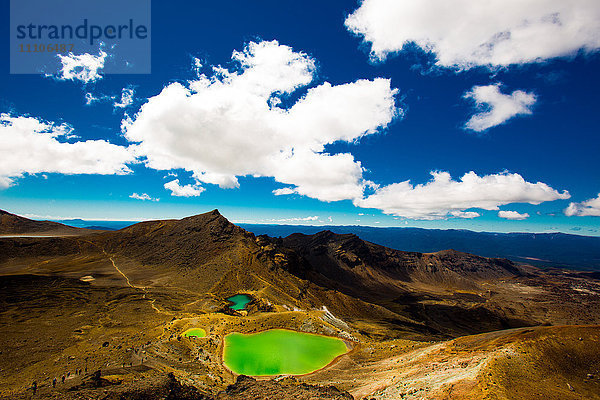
101,250 -> 169,316
109,256 -> 137,289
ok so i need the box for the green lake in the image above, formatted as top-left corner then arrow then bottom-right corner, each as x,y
227,294 -> 252,310
223,329 -> 348,376
183,328 -> 206,338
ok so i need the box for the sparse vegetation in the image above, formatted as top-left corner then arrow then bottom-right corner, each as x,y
1,209 -> 599,399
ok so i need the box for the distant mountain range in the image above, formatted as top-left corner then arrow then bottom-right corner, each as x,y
54,219 -> 137,231
240,224 -> 600,271
37,215 -> 600,270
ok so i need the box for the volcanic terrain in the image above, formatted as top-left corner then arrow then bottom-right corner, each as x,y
0,209 -> 599,399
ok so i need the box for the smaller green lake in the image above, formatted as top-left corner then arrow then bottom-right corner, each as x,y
223,329 -> 348,376
182,328 -> 206,338
227,294 -> 252,310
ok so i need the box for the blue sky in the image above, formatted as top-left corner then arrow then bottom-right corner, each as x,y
1,0 -> 599,235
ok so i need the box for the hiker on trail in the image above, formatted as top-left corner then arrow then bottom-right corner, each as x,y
52,378 -> 56,388
32,381 -> 37,395
61,375 -> 65,384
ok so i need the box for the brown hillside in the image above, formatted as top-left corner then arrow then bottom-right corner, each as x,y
277,230 -> 600,336
1,209 -> 600,399
0,209 -> 94,235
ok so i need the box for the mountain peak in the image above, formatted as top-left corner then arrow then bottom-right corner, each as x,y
101,209 -> 254,277
179,209 -> 230,226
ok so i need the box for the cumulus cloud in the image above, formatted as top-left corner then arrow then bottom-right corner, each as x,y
345,0 -> 600,69
0,114 -> 135,189
114,88 -> 135,109
56,50 -> 107,83
356,171 -> 570,220
123,40 -> 398,202
84,87 -> 135,109
164,179 -> 205,197
85,92 -> 114,106
129,192 -> 159,201
0,176 -> 14,189
450,211 -> 481,219
564,193 -> 600,216
273,187 -> 296,196
498,210 -> 530,220
85,92 -> 100,105
464,84 -> 536,132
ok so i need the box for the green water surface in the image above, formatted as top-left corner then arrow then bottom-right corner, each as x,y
223,329 -> 348,376
227,294 -> 252,310
183,328 -> 206,338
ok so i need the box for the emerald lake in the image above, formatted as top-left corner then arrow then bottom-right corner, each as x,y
183,328 -> 206,338
227,294 -> 252,310
223,329 -> 348,376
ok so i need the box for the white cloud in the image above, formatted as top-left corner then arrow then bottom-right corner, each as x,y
450,211 -> 481,219
192,58 -> 203,76
164,179 -> 205,197
85,92 -> 116,106
345,0 -> 600,69
129,192 -> 159,201
85,87 -> 134,108
0,176 -> 14,189
123,40 -> 398,203
114,88 -> 135,109
266,216 -> 320,223
498,210 -> 530,220
273,187 -> 296,196
564,193 -> 600,216
56,50 -> 107,83
85,92 -> 99,105
464,84 -> 536,132
0,114 -> 135,189
356,171 -> 570,220
21,213 -> 146,222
